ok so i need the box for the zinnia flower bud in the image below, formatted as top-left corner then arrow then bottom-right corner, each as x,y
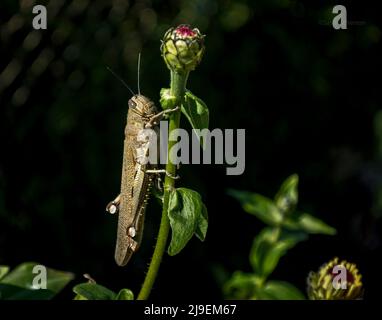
161,24 -> 205,74
307,257 -> 363,300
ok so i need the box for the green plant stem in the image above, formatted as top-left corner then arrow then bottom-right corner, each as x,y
271,226 -> 281,243
137,70 -> 189,300
258,221 -> 284,286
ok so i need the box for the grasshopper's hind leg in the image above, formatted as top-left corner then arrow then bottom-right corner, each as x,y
106,194 -> 121,214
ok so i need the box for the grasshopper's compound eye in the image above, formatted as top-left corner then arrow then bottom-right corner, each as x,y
128,99 -> 137,109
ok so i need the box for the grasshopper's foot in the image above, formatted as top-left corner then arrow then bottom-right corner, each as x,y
155,174 -> 164,192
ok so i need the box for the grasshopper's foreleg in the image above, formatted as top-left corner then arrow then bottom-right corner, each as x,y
106,194 -> 120,214
145,169 -> 180,180
145,106 -> 180,128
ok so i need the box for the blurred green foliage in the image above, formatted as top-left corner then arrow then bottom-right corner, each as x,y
225,174 -> 336,299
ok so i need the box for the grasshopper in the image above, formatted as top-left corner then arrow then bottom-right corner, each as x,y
106,67 -> 178,266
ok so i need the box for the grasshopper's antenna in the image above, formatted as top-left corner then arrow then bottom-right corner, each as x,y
137,53 -> 141,95
106,66 -> 135,96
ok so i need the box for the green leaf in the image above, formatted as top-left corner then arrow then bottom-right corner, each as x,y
73,283 -> 116,300
0,284 -> 54,300
283,212 -> 336,235
182,90 -> 209,145
0,266 -> 10,281
274,174 -> 299,214
227,189 -> 283,226
167,188 -> 203,256
0,262 -> 74,300
160,88 -> 177,109
115,288 -> 134,300
223,271 -> 262,299
195,203 -> 208,241
262,281 -> 305,300
250,228 -> 307,279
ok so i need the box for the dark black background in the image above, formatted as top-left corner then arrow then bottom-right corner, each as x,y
0,0 -> 381,299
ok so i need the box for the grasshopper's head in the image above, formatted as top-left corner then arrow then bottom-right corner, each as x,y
128,94 -> 157,118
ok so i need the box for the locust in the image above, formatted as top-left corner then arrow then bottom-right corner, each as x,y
105,67 -> 178,266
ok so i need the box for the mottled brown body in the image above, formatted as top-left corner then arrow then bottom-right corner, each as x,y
112,95 -> 158,266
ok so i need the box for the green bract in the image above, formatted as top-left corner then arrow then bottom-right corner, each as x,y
159,88 -> 177,110
161,24 -> 205,74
